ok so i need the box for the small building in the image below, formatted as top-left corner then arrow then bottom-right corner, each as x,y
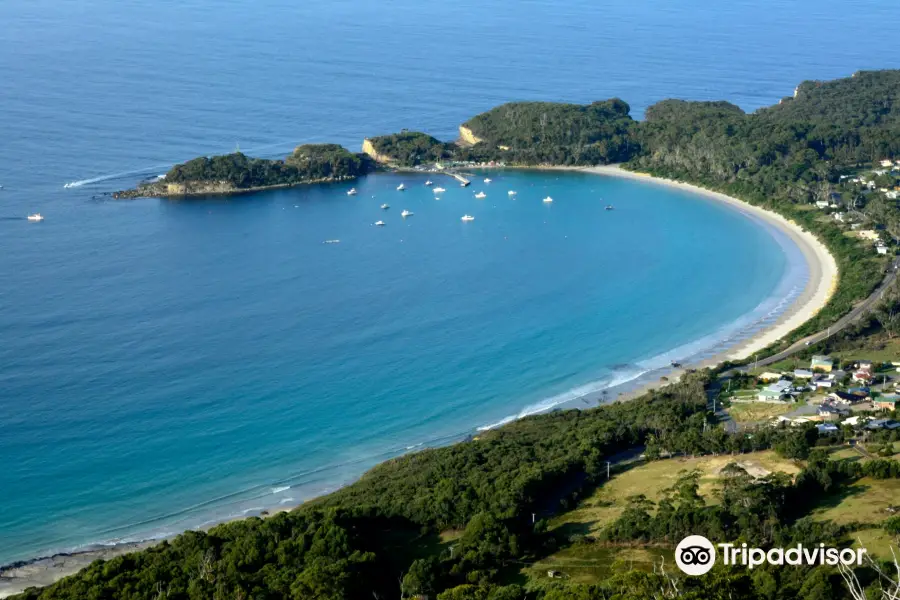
818,405 -> 849,421
815,379 -> 835,389
815,200 -> 830,209
853,370 -> 875,384
843,415 -> 864,427
881,159 -> 894,168
828,391 -> 860,405
758,372 -> 783,382
811,355 -> 834,372
830,370 -> 847,382
793,369 -> 814,379
758,380 -> 793,402
848,386 -> 872,397
875,400 -> 898,411
857,360 -> 874,373
877,245 -> 890,255
817,423 -> 840,435
867,419 -> 900,431
833,212 -> 847,222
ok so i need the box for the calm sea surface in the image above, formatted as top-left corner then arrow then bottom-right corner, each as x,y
0,0 -> 896,564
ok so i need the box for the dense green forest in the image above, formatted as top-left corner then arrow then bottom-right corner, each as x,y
364,132 -> 457,166
42,70 -> 900,600
122,145 -> 373,197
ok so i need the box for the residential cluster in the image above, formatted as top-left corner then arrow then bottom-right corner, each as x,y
739,355 -> 900,435
829,159 -> 900,255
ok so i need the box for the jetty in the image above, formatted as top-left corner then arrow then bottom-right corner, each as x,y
438,170 -> 471,187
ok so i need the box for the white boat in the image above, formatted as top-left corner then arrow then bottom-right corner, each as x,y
508,190 -> 517,196
397,183 -> 405,191
461,214 -> 475,222
381,203 -> 390,209
605,205 -> 614,211
425,180 -> 433,186
475,192 -> 487,199
347,188 -> 357,196
401,209 -> 413,217
375,220 -> 386,226
324,239 -> 341,244
27,213 -> 44,221
484,178 -> 492,183
543,196 -> 553,203
433,187 -> 446,193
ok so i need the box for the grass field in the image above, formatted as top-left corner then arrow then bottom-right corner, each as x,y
813,477 -> 900,525
727,401 -> 797,424
546,451 -> 800,537
518,451 -> 800,585
522,544 -> 673,588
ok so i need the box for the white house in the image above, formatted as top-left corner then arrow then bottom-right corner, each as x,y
877,245 -> 889,255
815,200 -> 830,209
758,380 -> 793,402
881,159 -> 894,167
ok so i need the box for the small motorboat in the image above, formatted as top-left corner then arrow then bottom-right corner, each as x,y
433,187 -> 446,193
484,178 -> 492,183
508,190 -> 517,196
605,205 -> 614,210
375,220 -> 386,227
425,180 -> 433,186
27,213 -> 44,221
401,210 -> 413,217
381,203 -> 390,210
475,192 -> 487,199
397,183 -> 406,191
543,196 -> 553,203
323,239 -> 341,244
347,188 -> 357,196
461,215 -> 475,222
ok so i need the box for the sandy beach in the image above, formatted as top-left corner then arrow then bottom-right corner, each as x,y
0,165 -> 839,598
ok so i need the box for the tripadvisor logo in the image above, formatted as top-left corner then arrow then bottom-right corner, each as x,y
675,535 -> 868,576
676,535 -> 717,575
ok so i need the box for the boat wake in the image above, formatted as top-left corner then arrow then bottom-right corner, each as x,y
63,164 -> 173,189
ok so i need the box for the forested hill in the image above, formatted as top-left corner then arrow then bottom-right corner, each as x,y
458,99 -> 637,165
116,144 -> 373,198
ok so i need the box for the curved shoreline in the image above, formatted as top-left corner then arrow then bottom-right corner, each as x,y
582,165 -> 838,364
0,166 -> 839,598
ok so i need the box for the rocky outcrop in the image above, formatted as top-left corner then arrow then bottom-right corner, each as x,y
458,125 -> 482,146
113,176 -> 356,199
361,139 -> 395,164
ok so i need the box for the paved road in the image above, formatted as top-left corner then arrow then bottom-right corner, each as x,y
749,256 -> 900,369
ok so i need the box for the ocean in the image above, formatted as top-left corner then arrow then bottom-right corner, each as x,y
0,0 -> 895,565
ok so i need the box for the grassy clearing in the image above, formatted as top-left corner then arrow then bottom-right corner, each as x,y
547,451 -> 800,537
813,477 -> 900,525
522,544 -> 672,588
727,401 -> 797,424
832,338 -> 900,366
848,528 -> 898,560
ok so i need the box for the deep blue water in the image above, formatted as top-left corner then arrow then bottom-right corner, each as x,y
0,0 -> 896,565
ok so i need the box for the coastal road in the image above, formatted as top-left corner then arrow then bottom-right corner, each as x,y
748,256 -> 900,369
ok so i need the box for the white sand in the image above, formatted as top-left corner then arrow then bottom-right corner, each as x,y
582,165 -> 838,362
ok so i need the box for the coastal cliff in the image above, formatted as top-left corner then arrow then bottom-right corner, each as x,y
458,125 -> 482,145
361,139 -> 395,164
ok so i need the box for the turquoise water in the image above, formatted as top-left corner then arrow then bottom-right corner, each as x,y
0,0 -> 895,566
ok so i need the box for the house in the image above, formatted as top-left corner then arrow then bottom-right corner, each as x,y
851,223 -> 864,230
857,360 -> 874,374
881,159 -> 894,168
888,191 -> 900,200
793,369 -> 814,379
842,416 -> 864,427
818,405 -> 849,421
833,212 -> 846,222
853,370 -> 875,384
848,386 -> 872,398
830,369 -> 847,382
875,399 -> 898,411
811,355 -> 834,372
867,419 -> 900,431
817,423 -> 840,435
877,245 -> 890,255
815,200 -> 830,209
814,378 -> 835,389
758,380 -> 793,402
828,391 -> 860,405
758,372 -> 783,382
